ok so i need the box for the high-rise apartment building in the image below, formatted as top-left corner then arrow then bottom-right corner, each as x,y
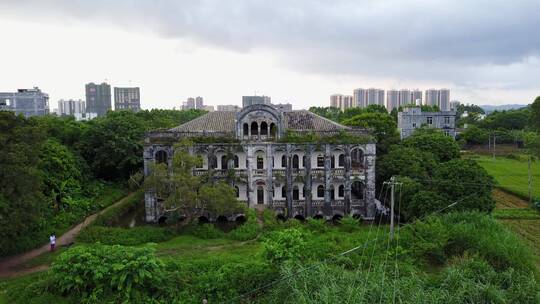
58,99 -> 85,116
353,88 -> 367,108
242,95 -> 271,108
424,89 -> 439,107
330,94 -> 353,111
438,89 -> 451,111
399,89 -> 412,106
182,96 -> 207,110
195,96 -> 204,109
411,90 -> 422,105
386,90 -> 400,112
424,89 -> 451,110
366,88 -> 385,106
114,87 -> 141,111
0,87 -> 49,117
85,82 -> 111,117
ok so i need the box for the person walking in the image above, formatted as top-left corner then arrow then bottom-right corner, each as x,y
49,233 -> 56,251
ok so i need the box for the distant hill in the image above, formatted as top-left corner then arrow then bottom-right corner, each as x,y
480,104 -> 528,113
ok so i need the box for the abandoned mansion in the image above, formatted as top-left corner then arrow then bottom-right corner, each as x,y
144,104 -> 377,222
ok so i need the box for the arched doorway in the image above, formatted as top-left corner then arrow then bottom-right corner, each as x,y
155,150 -> 168,164
221,155 -> 228,170
352,181 -> 364,199
292,155 -> 299,169
257,186 -> 264,204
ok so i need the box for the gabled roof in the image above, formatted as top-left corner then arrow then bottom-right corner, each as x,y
169,110 -> 350,133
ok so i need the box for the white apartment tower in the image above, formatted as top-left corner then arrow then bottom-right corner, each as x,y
386,90 -> 400,112
330,94 -> 353,111
353,88 -> 367,108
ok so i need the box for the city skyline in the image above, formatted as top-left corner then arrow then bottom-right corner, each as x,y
0,1 -> 539,109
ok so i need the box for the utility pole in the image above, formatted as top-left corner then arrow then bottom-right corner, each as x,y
529,155 -> 533,204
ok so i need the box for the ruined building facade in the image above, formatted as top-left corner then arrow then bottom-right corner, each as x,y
144,104 -> 376,222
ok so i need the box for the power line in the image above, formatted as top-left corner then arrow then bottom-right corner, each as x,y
230,179 -> 467,302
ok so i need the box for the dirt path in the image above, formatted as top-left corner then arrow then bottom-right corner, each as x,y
0,192 -> 136,278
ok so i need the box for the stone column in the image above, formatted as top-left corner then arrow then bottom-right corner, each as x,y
266,144 -> 273,206
286,144 -> 293,218
365,144 -> 377,220
246,145 -> 254,208
143,145 -> 156,222
344,145 -> 352,215
305,145 -> 313,217
324,144 -> 332,217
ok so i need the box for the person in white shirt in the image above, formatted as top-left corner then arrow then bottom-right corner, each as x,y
49,233 -> 56,251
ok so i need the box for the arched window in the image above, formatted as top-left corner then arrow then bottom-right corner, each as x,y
155,150 -> 168,164
270,123 -> 277,137
209,155 -> 217,169
251,121 -> 259,136
302,155 -> 306,168
195,154 -> 204,168
243,123 -> 249,137
234,155 -> 239,168
281,186 -> 286,199
281,155 -> 287,168
317,155 -> 324,167
221,155 -> 228,170
338,185 -> 344,198
260,121 -> 268,135
257,156 -> 264,169
317,185 -> 324,198
293,186 -> 299,200
330,185 -> 335,199
351,148 -> 364,170
338,154 -> 345,167
292,155 -> 299,169
235,186 -> 239,198
331,155 -> 335,169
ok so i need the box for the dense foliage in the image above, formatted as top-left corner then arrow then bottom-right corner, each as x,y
144,140 -> 243,223
0,109 -> 205,256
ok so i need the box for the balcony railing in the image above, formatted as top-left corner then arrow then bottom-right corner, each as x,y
331,200 -> 345,207
254,169 -> 266,176
311,200 -> 324,207
311,169 -> 325,175
332,168 -> 345,177
273,169 -> 286,175
292,200 -> 305,207
272,201 -> 286,207
351,199 -> 363,207
291,169 -> 305,175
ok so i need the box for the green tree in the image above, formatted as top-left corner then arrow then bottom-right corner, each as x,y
39,139 -> 84,209
377,146 -> 437,183
80,111 -> 146,180
263,228 -> 308,264
530,96 -> 540,132
342,112 -> 399,153
144,140 -> 242,223
407,190 -> 449,219
459,125 -> 489,145
432,159 -> 495,213
403,128 -> 460,162
479,108 -> 530,130
0,112 -> 47,256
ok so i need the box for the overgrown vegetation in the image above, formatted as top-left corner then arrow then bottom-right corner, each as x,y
0,109 -> 205,256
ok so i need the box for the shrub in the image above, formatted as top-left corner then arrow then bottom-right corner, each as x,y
77,226 -> 174,245
228,220 -> 260,241
262,228 -> 308,264
188,223 -> 226,239
305,218 -> 327,233
50,244 -> 166,303
339,216 -> 361,232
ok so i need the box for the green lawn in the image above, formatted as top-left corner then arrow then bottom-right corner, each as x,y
472,155 -> 540,199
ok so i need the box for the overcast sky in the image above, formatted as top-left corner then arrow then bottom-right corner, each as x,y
0,0 -> 539,110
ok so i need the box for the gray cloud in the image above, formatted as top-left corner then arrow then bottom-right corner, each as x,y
1,0 -> 540,91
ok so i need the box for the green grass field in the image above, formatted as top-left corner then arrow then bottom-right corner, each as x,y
471,155 -> 540,199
